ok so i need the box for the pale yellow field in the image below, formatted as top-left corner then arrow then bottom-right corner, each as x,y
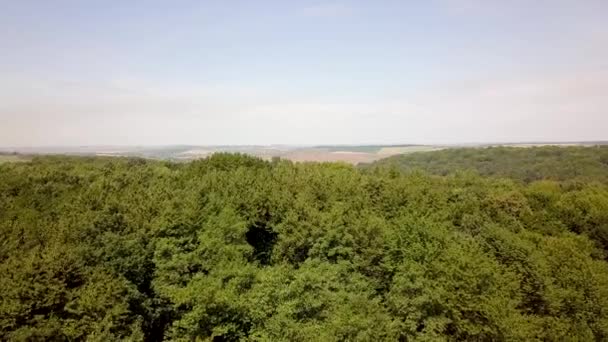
0,155 -> 30,164
377,146 -> 441,155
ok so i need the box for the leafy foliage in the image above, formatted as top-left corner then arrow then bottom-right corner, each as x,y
366,146 -> 608,183
2,150 -> 608,341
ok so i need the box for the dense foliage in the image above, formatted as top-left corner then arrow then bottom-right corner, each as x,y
2,149 -> 608,341
365,146 -> 608,183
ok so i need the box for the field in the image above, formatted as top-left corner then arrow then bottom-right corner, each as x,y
280,148 -> 385,164
377,145 -> 441,155
0,154 -> 30,164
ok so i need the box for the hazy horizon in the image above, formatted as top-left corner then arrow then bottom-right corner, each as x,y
2,1 -> 607,147
3,140 -> 608,151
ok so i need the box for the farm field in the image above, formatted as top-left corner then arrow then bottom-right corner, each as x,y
0,154 -> 30,164
377,145 -> 441,155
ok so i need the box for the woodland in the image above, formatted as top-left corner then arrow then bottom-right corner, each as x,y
1,146 -> 608,341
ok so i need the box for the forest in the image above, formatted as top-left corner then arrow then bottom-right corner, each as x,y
366,145 -> 608,183
1,146 -> 608,341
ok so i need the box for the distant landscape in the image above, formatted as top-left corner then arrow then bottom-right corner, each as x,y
3,0 -> 608,340
2,141 -> 606,164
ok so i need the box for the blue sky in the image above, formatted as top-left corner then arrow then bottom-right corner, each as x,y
1,0 -> 606,146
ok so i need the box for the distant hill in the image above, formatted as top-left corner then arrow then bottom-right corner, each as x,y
0,144 -> 440,164
2,142 -> 607,165
363,145 -> 608,183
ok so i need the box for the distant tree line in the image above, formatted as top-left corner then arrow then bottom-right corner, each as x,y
364,145 -> 608,183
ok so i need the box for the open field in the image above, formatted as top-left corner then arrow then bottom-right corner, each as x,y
280,149 -> 384,164
0,154 -> 30,164
377,146 -> 442,155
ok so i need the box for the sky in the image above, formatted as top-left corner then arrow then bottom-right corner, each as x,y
0,0 -> 607,146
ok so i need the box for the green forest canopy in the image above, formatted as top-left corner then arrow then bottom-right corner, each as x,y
2,147 -> 608,341
365,145 -> 608,183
